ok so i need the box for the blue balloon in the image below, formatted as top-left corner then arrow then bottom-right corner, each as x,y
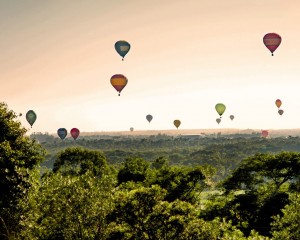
57,128 -> 67,140
115,40 -> 131,60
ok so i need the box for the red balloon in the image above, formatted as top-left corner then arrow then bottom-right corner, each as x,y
70,128 -> 80,140
261,130 -> 269,138
263,33 -> 281,56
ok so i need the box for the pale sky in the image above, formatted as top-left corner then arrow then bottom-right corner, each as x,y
1,0 -> 300,133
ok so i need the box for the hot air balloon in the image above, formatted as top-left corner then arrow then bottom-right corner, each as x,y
130,127 -> 134,132
275,99 -> 282,108
215,103 -> 226,118
70,128 -> 80,140
278,109 -> 284,115
57,128 -> 67,140
174,120 -> 181,129
216,118 -> 221,124
26,110 -> 37,128
110,74 -> 128,96
261,130 -> 269,138
115,40 -> 131,61
263,33 -> 281,56
230,115 -> 234,121
146,114 -> 153,123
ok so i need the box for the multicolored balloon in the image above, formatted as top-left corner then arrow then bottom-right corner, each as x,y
174,120 -> 181,129
275,99 -> 282,108
278,109 -> 284,116
146,114 -> 153,123
261,130 -> 269,138
115,40 -> 131,61
70,128 -> 80,140
216,118 -> 221,124
57,128 -> 67,140
110,74 -> 128,96
230,115 -> 234,121
26,110 -> 37,128
263,33 -> 281,56
215,103 -> 226,118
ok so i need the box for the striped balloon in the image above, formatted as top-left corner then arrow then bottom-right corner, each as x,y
263,33 -> 281,56
110,74 -> 128,96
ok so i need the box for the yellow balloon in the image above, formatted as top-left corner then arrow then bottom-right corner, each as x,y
173,120 -> 181,129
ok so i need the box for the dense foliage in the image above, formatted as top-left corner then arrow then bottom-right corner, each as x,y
1,102 -> 300,239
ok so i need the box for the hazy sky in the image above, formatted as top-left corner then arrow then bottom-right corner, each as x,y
1,0 -> 300,133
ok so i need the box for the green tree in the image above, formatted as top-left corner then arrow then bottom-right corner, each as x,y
153,166 -> 206,203
271,193 -> 300,239
19,171 -> 116,240
151,156 -> 169,170
53,147 -> 111,177
107,185 -> 246,239
219,152 -> 300,236
0,102 -> 45,238
117,157 -> 149,185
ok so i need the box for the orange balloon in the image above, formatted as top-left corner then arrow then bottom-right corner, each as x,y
275,99 -> 282,108
110,74 -> 128,96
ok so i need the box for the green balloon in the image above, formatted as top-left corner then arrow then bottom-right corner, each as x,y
215,103 -> 226,117
26,110 -> 37,127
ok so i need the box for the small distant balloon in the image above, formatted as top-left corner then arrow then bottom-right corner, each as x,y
70,128 -> 80,140
110,74 -> 128,96
130,127 -> 134,132
115,40 -> 131,61
19,113 -> 22,117
215,103 -> 226,118
275,99 -> 282,108
57,128 -> 67,140
229,115 -> 234,121
263,33 -> 281,56
278,109 -> 284,116
26,110 -> 37,128
261,130 -> 269,138
174,120 -> 181,129
146,114 -> 153,123
216,118 -> 221,124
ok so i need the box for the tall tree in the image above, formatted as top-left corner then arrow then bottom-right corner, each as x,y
0,102 -> 45,237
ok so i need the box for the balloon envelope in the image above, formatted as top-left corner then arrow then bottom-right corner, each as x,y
174,120 -> 181,129
215,103 -> 226,117
275,99 -> 282,108
130,127 -> 134,132
26,110 -> 37,127
146,114 -> 153,123
230,115 -> 234,120
115,40 -> 131,60
70,128 -> 80,140
110,74 -> 128,96
263,33 -> 281,56
57,128 -> 67,140
261,130 -> 269,138
216,118 -> 221,124
278,109 -> 284,115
